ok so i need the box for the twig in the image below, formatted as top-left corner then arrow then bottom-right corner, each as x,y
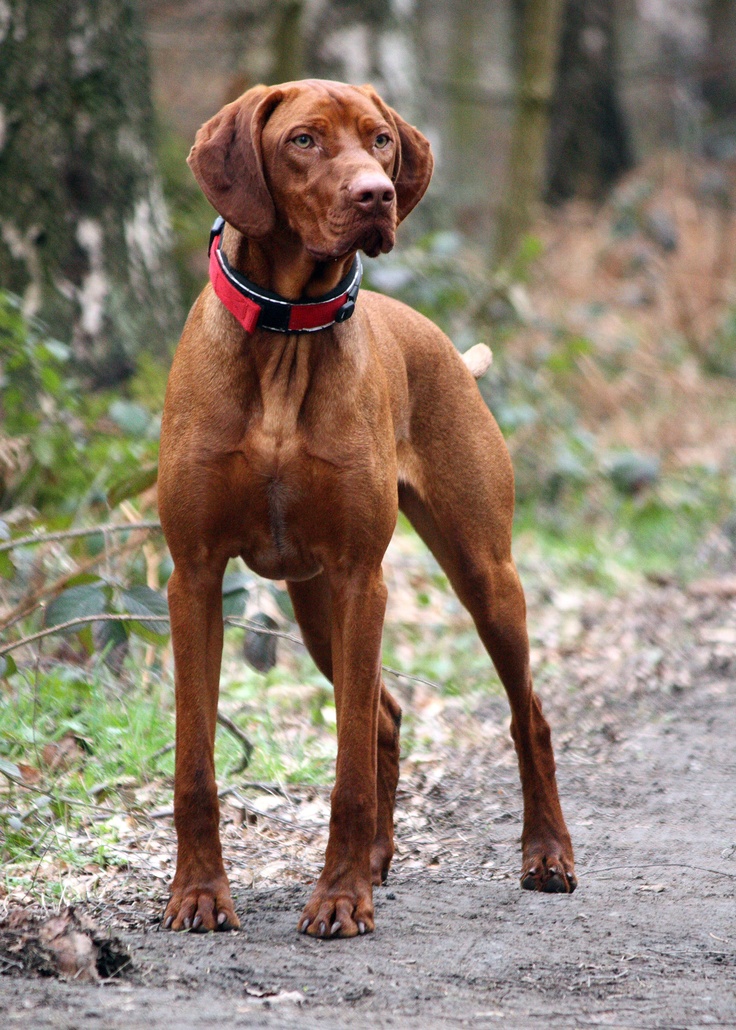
99,956 -> 133,984
0,613 -> 170,658
586,861 -> 736,881
225,617 -> 443,690
216,711 -> 254,772
150,783 -> 238,821
150,742 -> 175,761
0,538 -> 133,632
240,782 -> 295,798
0,768 -> 132,816
2,612 -> 445,693
224,616 -> 305,646
224,787 -> 324,828
0,521 -> 162,554
382,664 -> 443,691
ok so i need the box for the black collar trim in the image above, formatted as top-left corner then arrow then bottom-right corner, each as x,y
208,216 -> 362,334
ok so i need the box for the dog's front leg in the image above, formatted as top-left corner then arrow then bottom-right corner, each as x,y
163,560 -> 240,932
298,567 -> 387,938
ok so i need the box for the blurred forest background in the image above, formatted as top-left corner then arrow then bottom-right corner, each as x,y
1,0 -> 735,896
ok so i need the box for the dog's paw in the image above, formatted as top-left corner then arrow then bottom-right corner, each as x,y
297,877 -> 374,938
521,844 -> 577,894
163,875 -> 240,932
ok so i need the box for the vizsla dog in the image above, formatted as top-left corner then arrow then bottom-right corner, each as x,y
158,79 -> 576,938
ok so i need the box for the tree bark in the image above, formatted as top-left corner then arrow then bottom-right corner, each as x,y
0,0 -> 181,386
270,0 -> 305,85
494,0 -> 565,266
545,0 -> 634,205
703,0 -> 736,121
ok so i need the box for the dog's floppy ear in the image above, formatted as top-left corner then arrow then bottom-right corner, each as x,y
359,87 -> 434,223
187,86 -> 284,239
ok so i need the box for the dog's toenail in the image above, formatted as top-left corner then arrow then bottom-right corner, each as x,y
319,922 -> 326,935
192,915 -> 202,929
331,921 -> 341,935
217,912 -> 227,926
358,921 -> 366,935
164,916 -> 173,929
183,917 -> 191,929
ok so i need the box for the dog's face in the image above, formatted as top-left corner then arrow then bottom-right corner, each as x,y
188,80 -> 433,261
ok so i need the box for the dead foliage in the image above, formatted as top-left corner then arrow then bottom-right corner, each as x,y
0,906 -> 130,981
522,153 -> 736,466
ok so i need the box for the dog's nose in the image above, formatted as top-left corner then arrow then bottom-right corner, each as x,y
349,174 -> 395,214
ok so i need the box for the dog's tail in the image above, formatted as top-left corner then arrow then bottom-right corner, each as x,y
461,344 -> 493,379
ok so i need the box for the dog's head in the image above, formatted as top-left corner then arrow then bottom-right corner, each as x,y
187,79 -> 433,261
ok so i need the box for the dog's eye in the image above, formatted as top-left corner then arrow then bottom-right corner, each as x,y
374,134 -> 391,149
292,134 -> 314,149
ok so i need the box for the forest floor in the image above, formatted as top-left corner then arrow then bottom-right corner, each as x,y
1,548 -> 734,1029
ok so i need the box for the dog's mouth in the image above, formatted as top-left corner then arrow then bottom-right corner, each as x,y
306,215 -> 396,262
360,225 -> 394,259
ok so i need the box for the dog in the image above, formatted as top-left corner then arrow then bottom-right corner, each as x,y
158,79 -> 576,938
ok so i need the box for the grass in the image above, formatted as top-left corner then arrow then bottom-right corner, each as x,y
0,622 -> 343,885
512,461 -> 736,590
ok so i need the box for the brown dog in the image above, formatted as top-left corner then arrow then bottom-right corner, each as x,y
158,79 -> 575,938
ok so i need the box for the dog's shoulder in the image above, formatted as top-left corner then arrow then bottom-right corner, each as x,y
358,288 -> 453,349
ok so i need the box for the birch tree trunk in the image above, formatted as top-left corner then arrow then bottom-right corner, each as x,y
0,0 -> 181,385
494,0 -> 565,265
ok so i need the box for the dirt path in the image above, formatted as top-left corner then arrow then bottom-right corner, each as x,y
1,580 -> 735,1029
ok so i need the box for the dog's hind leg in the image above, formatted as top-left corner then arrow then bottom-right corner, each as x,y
398,390 -> 576,892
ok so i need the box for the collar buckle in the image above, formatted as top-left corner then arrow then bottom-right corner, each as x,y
208,215 -> 225,257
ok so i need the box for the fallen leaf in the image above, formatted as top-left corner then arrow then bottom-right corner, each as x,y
41,734 -> 85,772
17,762 -> 42,784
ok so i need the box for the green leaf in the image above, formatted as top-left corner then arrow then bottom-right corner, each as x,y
97,619 -> 129,670
43,339 -> 71,362
269,583 -> 294,621
243,612 -> 279,673
0,757 -> 21,780
119,585 -> 170,642
0,654 -> 18,678
108,400 -> 151,438
31,435 -> 55,468
222,571 -> 250,617
223,571 -> 252,595
63,573 -> 106,588
0,550 -> 15,580
223,590 -> 247,618
45,584 -> 111,631
97,619 -> 129,649
605,451 -> 660,496
107,464 -> 158,508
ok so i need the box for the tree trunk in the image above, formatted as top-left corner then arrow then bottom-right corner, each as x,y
270,0 -> 305,85
703,0 -> 736,122
545,0 -> 634,205
494,0 -> 565,266
0,0 -> 181,386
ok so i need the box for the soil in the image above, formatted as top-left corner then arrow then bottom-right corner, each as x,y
1,575 -> 735,1029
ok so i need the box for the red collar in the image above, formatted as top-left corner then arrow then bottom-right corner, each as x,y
207,217 -> 362,334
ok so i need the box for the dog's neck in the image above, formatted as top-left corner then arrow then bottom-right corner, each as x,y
221,223 -> 356,302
